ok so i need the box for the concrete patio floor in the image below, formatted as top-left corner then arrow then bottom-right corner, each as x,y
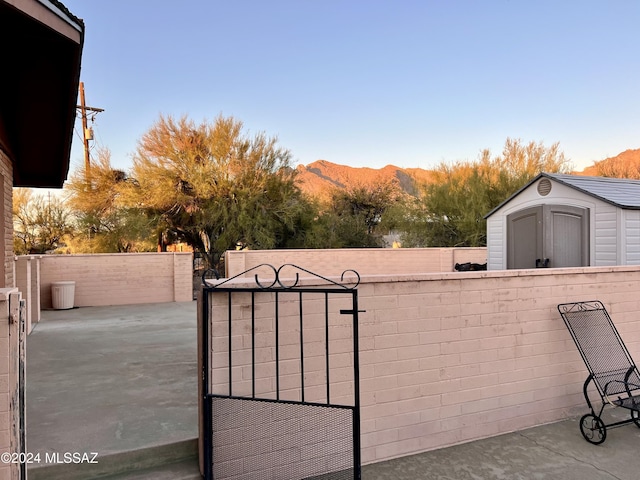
24,301 -> 640,479
363,408 -> 640,480
26,301 -> 200,479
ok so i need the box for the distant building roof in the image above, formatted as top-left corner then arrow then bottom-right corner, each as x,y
485,172 -> 640,218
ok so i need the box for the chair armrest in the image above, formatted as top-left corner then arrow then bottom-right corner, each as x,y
603,380 -> 640,395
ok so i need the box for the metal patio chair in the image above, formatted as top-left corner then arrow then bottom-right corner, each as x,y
558,300 -> 640,444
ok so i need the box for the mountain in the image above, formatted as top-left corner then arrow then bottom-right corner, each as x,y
579,149 -> 640,177
295,160 -> 433,201
295,149 -> 640,202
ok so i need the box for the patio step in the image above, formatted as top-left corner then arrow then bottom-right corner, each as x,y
27,438 -> 199,480
100,457 -> 201,480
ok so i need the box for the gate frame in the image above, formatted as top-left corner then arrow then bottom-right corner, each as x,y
200,264 -> 362,479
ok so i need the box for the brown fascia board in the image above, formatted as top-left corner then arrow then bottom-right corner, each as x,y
5,0 -> 84,43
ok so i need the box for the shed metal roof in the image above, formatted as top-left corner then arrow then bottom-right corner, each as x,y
548,173 -> 640,209
485,172 -> 640,218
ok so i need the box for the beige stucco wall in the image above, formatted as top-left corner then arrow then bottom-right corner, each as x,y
37,252 -> 193,308
224,247 -> 488,278
202,265 -> 640,471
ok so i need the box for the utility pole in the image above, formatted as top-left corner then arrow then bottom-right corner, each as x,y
77,82 -> 104,179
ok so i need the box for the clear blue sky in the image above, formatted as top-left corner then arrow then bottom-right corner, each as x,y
63,0 -> 640,173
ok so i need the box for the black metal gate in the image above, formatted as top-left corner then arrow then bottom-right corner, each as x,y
201,264 -> 362,480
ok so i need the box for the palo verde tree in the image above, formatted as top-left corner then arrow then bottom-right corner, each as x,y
64,148 -> 157,253
402,138 -> 573,247
13,188 -> 74,254
125,114 -> 310,271
323,179 -> 404,248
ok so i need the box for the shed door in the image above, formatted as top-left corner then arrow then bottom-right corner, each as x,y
507,205 -> 589,269
544,205 -> 589,267
507,206 -> 543,269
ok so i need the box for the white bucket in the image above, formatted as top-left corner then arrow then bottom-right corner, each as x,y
51,281 -> 75,310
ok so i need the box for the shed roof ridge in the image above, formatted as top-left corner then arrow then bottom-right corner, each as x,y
546,172 -> 640,185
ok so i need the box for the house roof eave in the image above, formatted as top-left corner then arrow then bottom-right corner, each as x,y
1,0 -> 84,188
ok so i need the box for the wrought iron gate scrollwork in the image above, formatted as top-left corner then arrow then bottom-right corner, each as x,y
202,263 -> 361,291
201,264 -> 362,480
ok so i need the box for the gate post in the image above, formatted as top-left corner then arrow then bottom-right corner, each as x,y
197,288 -> 213,479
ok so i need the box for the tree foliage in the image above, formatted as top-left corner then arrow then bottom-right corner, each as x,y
304,179 -> 403,248
14,127 -> 577,264
126,114 -> 310,269
591,155 -> 640,179
402,138 -> 572,247
13,188 -> 73,254
64,149 -> 157,253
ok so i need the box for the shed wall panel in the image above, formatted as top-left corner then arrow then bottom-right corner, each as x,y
594,207 -> 618,265
486,218 -> 503,270
623,210 -> 640,264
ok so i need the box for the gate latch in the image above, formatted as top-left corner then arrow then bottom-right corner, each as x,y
340,309 -> 366,315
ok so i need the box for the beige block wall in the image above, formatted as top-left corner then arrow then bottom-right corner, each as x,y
14,257 -> 39,334
38,252 -> 193,308
0,148 -> 14,480
202,265 -> 640,469
1,151 -> 12,289
225,247 -> 488,278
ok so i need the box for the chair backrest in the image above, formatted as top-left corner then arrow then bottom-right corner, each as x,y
558,300 -> 640,397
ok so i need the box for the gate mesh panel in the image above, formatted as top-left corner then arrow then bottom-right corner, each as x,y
211,396 -> 354,480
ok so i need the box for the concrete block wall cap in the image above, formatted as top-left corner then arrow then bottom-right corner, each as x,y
0,287 -> 18,301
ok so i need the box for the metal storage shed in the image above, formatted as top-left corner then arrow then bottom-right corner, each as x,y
485,173 -> 640,270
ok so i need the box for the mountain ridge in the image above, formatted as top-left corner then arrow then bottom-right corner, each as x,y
580,148 -> 640,177
295,160 -> 433,201
295,149 -> 640,200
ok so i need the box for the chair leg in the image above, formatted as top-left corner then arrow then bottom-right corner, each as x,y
580,414 -> 607,444
631,410 -> 640,428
